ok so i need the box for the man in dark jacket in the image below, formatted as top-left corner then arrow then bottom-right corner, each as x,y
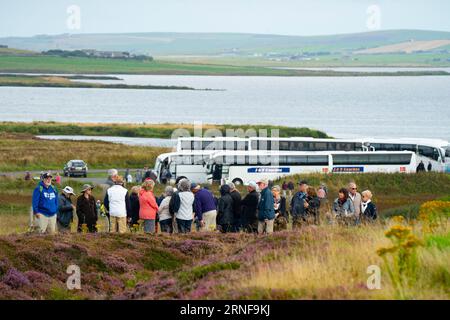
287,180 -> 295,197
57,186 -> 76,232
241,181 -> 259,233
416,161 -> 426,172
290,180 -> 308,229
228,182 -> 242,232
257,178 -> 275,234
217,184 -> 234,233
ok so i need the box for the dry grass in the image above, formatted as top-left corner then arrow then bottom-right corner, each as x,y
233,224 -> 449,299
0,133 -> 170,171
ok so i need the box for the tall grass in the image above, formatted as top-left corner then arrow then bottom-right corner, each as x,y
0,133 -> 170,171
0,122 -> 329,139
233,224 -> 449,299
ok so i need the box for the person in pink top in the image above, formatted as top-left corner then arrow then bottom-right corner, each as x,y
55,173 -> 62,186
139,179 -> 159,233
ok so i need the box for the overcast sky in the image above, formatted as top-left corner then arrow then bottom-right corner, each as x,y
1,0 -> 450,37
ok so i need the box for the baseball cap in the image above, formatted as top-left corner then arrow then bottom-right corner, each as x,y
41,172 -> 53,179
190,182 -> 200,190
62,186 -> 76,195
247,181 -> 258,189
256,178 -> 269,185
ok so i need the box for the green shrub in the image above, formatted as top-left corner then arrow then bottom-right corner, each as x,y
179,262 -> 240,283
143,248 -> 184,271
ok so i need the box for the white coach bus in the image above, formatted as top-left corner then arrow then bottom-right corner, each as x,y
249,137 -> 448,172
206,150 -> 417,185
177,137 -> 249,152
154,151 -> 213,184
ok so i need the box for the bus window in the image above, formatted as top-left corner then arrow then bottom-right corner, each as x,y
180,141 -> 192,151
284,155 -> 308,165
307,155 -> 329,165
279,141 -> 290,151
236,141 -> 248,151
202,140 -> 213,150
336,143 -> 352,151
335,154 -> 369,165
313,142 -> 328,151
418,145 -> 440,161
445,148 -> 450,158
257,140 -> 270,150
400,144 -> 416,152
385,144 -> 400,151
388,154 -> 413,164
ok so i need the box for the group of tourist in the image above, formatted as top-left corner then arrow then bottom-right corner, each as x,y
30,169 -> 377,235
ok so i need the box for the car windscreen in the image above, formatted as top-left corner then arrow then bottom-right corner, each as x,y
72,161 -> 85,167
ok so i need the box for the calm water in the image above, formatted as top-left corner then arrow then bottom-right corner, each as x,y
1,74 -> 450,141
36,135 -> 176,148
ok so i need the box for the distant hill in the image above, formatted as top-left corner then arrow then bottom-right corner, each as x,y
1,29 -> 450,56
355,39 -> 450,54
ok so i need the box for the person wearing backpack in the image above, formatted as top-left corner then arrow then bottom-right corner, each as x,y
169,178 -> 194,233
32,172 -> 59,234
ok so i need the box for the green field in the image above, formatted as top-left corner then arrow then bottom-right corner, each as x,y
162,52 -> 450,68
1,55 -> 449,76
0,55 -> 319,76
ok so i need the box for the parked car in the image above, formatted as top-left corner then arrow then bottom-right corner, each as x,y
64,160 -> 88,177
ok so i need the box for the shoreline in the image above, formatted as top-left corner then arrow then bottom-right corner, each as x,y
0,74 -> 216,91
0,122 -> 330,139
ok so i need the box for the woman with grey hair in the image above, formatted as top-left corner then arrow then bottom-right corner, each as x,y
158,186 -> 175,233
169,178 -> 194,233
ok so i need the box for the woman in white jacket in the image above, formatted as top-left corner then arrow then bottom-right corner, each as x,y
172,178 -> 194,233
158,186 -> 174,233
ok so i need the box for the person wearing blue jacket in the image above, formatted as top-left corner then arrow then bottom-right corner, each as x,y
32,172 -> 59,234
256,178 -> 275,234
191,183 -> 217,232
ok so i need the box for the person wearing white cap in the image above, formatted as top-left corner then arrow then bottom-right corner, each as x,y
32,171 -> 59,234
57,186 -> 76,232
256,178 -> 275,234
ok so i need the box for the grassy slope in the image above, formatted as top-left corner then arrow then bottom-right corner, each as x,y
0,123 -> 329,146
0,133 -> 170,172
0,218 -> 448,299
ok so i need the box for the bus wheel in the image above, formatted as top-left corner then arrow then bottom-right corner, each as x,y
232,178 -> 243,186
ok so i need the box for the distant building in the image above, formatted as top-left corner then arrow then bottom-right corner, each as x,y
0,45 -> 8,48
82,49 -> 131,58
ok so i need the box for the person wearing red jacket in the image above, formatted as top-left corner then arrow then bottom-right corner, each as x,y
139,179 -> 159,233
